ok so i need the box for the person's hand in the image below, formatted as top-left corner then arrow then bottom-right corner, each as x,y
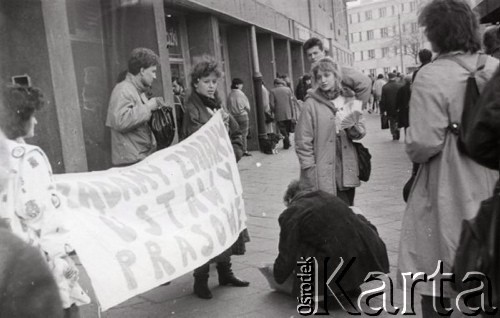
383,111 -> 387,116
146,97 -> 159,112
156,97 -> 173,110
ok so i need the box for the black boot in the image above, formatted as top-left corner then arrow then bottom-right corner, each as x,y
193,264 -> 212,299
217,261 -> 250,287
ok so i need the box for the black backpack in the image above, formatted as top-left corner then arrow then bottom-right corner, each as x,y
447,54 -> 487,155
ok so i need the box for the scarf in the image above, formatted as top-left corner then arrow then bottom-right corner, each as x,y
197,92 -> 222,111
317,87 -> 341,101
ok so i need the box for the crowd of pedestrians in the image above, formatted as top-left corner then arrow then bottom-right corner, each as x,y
1,0 -> 500,316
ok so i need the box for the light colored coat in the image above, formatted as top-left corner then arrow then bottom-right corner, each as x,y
226,89 -> 250,118
270,85 -> 294,122
295,90 -> 365,194
398,52 -> 500,297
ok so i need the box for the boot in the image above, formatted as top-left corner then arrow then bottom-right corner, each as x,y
217,261 -> 250,287
193,264 -> 212,299
193,278 -> 212,299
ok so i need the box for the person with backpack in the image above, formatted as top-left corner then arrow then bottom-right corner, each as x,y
397,0 -> 500,316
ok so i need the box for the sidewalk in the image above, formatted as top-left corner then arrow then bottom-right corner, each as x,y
81,113 -> 414,317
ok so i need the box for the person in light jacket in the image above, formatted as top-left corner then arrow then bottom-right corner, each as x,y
0,85 -> 91,317
227,78 -> 251,156
270,78 -> 295,149
397,0 -> 500,316
295,57 -> 366,206
106,48 -> 162,167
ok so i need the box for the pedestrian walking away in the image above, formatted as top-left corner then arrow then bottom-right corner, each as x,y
379,72 -> 402,140
372,74 -> 386,114
270,78 -> 295,150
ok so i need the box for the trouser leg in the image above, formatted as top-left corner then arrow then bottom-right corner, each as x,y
278,120 -> 290,149
337,188 -> 355,206
235,115 -> 249,153
389,116 -> 399,139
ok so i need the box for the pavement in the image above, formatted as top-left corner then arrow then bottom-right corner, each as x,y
79,112 -> 417,317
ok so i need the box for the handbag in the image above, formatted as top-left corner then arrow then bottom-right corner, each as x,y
453,181 -> 500,307
149,106 -> 176,150
264,111 -> 274,123
353,142 -> 372,182
381,113 -> 389,130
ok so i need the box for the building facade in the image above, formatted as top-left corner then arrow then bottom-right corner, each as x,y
347,0 -> 429,76
0,0 -> 352,173
473,0 -> 500,24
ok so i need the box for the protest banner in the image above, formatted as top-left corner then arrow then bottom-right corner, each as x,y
54,111 -> 247,310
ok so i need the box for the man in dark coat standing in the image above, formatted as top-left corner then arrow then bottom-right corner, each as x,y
270,78 -> 295,149
380,73 -> 402,140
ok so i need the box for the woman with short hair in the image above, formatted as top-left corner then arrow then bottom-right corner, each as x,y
181,57 -> 250,300
295,57 -> 366,206
398,0 -> 500,315
0,85 -> 90,317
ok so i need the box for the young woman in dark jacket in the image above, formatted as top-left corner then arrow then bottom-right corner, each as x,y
181,57 -> 249,300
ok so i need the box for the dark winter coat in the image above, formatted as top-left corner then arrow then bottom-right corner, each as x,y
0,228 -> 63,318
465,66 -> 500,170
396,82 -> 411,128
273,191 -> 389,296
380,80 -> 402,117
181,91 -> 244,162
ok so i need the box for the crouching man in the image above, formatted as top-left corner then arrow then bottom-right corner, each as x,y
272,180 -> 389,311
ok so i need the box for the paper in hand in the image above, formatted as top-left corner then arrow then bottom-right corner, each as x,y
338,100 -> 363,130
258,264 -> 294,294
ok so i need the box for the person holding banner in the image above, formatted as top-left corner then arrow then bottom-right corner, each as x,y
182,57 -> 250,299
0,85 -> 90,317
106,47 -> 162,167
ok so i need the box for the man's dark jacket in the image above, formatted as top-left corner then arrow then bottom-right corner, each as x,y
380,80 -> 403,117
273,191 -> 389,296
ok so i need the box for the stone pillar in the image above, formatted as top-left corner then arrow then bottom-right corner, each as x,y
41,0 -> 88,172
225,26 -> 259,150
257,33 -> 276,87
250,26 -> 267,144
